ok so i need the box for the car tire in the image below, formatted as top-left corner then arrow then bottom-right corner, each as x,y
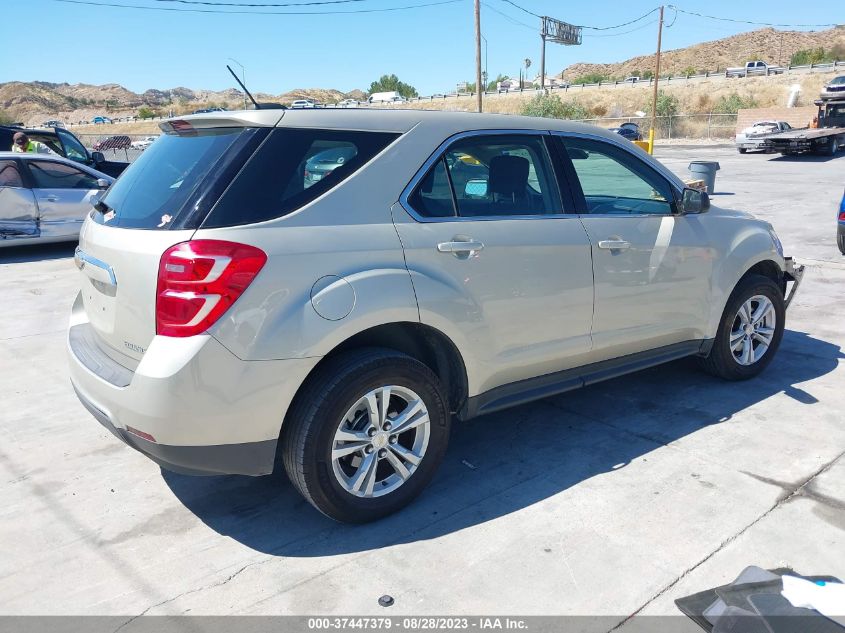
281,348 -> 450,523
827,138 -> 839,157
737,148 -> 747,154
838,232 -> 845,256
697,274 -> 785,381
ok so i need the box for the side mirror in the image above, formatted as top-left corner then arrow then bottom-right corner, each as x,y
681,187 -> 710,214
96,178 -> 110,190
91,151 -> 105,163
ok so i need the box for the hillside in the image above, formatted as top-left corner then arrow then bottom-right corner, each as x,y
561,27 -> 845,81
0,81 -> 362,126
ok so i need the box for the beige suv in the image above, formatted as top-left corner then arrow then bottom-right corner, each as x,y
68,109 -> 803,523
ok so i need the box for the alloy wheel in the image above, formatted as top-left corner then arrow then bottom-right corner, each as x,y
331,386 -> 430,498
729,295 -> 776,366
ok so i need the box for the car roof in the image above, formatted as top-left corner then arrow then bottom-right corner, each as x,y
166,107 -> 625,141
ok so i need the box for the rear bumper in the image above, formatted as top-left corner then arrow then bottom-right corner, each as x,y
73,384 -> 277,476
67,296 -> 320,476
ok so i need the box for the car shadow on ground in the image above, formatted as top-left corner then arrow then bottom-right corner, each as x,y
769,153 -> 843,163
0,241 -> 76,264
163,329 -> 842,557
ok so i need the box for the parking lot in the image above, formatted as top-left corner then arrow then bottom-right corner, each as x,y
0,146 -> 842,626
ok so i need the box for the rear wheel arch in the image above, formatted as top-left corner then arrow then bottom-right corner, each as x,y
280,322 -> 468,439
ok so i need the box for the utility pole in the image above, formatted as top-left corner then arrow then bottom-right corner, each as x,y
539,18 -> 547,90
648,6 -> 664,155
475,0 -> 482,112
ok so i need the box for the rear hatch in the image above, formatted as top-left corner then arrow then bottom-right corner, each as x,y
75,116 -> 275,364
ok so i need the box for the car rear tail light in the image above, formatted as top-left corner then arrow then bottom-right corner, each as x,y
839,211 -> 845,223
156,240 -> 267,337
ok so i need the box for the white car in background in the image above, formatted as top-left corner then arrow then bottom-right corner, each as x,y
290,99 -> 318,109
130,136 -> 158,150
337,99 -> 360,108
736,121 -> 792,154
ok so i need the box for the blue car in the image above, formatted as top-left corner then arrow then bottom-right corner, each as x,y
839,187 -> 845,255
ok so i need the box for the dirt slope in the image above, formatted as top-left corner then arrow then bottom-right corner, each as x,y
561,27 -> 845,80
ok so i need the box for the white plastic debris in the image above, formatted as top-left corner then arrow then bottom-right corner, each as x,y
781,575 -> 845,626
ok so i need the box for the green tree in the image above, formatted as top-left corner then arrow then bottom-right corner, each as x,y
137,106 -> 159,119
522,94 -> 590,120
641,70 -> 654,80
368,74 -> 418,99
790,47 -> 835,66
644,91 -> 679,136
571,73 -> 611,85
712,93 -> 758,114
486,74 -> 510,91
646,90 -> 679,117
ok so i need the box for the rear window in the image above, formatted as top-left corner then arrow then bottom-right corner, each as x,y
95,127 -> 264,229
201,128 -> 399,228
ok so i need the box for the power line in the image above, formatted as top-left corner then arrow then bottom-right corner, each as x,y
585,19 -> 658,38
581,7 -> 660,30
496,0 -> 539,19
482,0 -> 534,30
151,0 -> 365,6
669,6 -> 839,29
40,0 -> 464,14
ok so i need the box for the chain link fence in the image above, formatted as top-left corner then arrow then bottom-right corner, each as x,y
569,113 -> 739,141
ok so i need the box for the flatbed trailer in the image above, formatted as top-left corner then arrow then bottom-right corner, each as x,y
767,98 -> 845,156
767,126 -> 845,156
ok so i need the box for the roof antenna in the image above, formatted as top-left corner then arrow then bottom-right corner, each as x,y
227,64 -> 261,110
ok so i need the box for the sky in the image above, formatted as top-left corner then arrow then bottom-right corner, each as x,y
3,0 -> 842,97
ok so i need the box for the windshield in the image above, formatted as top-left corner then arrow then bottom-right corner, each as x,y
830,76 -> 845,85
97,127 -> 257,229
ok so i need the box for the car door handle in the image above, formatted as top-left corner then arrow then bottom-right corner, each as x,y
597,239 -> 631,250
437,240 -> 485,254
40,195 -> 59,202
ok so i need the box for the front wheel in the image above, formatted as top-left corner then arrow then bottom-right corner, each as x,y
827,138 -> 839,156
697,274 -> 785,380
282,348 -> 450,523
737,147 -> 747,154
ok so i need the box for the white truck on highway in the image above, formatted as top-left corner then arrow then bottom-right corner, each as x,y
726,61 -> 785,77
368,91 -> 405,103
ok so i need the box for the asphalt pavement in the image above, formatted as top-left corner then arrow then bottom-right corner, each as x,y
0,146 -> 842,627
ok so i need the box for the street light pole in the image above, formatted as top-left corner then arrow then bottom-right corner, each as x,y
474,0 -> 483,112
228,58 -> 247,110
481,33 -> 488,90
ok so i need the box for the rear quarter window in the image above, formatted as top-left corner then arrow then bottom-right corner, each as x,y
201,128 -> 399,228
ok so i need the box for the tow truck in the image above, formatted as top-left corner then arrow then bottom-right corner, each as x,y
766,98 -> 845,156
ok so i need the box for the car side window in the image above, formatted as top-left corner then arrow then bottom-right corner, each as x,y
445,135 -> 558,217
0,160 -> 23,188
27,161 -> 99,190
408,157 -> 456,217
56,129 -> 89,163
408,134 -> 560,219
561,137 -> 675,216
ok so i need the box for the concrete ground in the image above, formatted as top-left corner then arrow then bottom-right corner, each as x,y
0,146 -> 843,627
